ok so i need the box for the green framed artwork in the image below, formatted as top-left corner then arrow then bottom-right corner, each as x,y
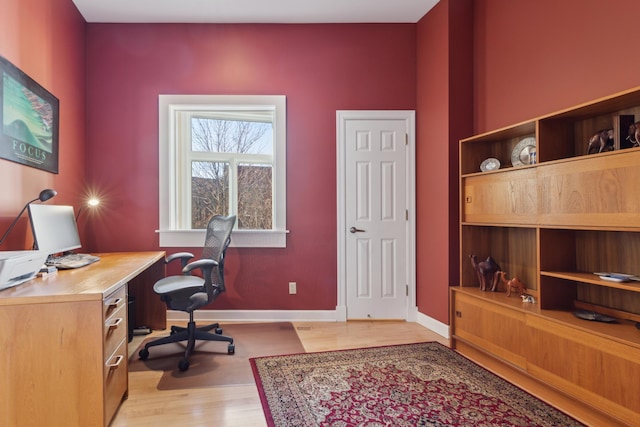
0,56 -> 59,174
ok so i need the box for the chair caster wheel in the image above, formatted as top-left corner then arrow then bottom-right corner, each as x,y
228,344 -> 235,355
215,327 -> 223,334
138,348 -> 149,360
179,359 -> 190,371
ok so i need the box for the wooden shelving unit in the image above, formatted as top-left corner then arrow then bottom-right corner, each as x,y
451,87 -> 640,426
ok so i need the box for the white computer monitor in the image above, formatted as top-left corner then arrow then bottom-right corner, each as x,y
28,204 -> 82,255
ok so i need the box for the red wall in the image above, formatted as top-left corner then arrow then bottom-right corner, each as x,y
0,0 -> 86,250
84,24 -> 417,310
416,3 -> 451,324
414,0 -> 640,325
416,0 -> 473,324
474,0 -> 640,133
6,0 -> 640,322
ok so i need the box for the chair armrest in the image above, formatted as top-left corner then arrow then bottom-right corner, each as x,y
182,259 -> 218,275
166,252 -> 195,269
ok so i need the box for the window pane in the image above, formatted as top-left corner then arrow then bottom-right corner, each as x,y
191,117 -> 273,155
237,164 -> 272,229
191,161 -> 229,229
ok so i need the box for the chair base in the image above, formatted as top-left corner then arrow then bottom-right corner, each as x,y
138,315 -> 234,371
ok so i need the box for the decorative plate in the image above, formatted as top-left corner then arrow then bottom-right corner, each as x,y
593,272 -> 638,282
480,157 -> 501,172
511,137 -> 536,166
572,310 -> 618,323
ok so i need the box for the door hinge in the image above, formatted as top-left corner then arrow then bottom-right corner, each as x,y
406,284 -> 409,296
405,209 -> 408,221
405,133 -> 408,145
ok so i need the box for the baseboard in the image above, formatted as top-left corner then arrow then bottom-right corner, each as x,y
167,309 -> 339,323
415,311 -> 450,340
167,309 -> 451,341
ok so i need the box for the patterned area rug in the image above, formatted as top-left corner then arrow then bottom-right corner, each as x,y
251,342 -> 584,427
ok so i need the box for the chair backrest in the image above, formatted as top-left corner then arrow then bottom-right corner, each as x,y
201,215 -> 236,296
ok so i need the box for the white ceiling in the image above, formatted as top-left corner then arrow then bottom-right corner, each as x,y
72,0 -> 440,24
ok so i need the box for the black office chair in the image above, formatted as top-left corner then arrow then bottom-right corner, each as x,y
138,214 -> 236,371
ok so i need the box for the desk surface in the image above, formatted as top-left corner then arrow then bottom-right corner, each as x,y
0,251 -> 165,305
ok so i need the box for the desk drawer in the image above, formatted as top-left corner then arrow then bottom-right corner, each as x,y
104,303 -> 127,359
103,286 -> 126,319
104,339 -> 128,425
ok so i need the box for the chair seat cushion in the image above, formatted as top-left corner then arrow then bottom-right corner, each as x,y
153,275 -> 210,312
153,275 -> 204,295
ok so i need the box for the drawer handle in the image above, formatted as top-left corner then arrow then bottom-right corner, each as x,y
105,297 -> 123,309
106,355 -> 124,370
106,317 -> 123,329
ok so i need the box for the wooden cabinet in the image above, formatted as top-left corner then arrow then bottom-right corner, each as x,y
0,251 -> 164,427
452,87 -> 640,426
452,291 -> 527,369
103,286 -> 129,425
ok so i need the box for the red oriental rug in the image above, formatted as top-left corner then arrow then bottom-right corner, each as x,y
250,342 -> 584,427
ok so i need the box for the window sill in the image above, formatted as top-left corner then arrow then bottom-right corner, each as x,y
158,229 -> 288,248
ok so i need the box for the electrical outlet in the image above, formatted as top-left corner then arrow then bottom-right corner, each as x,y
288,282 -> 297,294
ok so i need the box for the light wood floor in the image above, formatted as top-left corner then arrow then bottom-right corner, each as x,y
112,321 -> 448,426
112,321 -> 624,427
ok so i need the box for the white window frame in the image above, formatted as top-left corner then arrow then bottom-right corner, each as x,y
158,95 -> 287,248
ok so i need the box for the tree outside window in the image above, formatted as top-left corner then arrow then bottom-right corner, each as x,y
188,116 -> 273,230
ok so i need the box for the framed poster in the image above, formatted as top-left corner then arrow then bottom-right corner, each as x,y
0,56 -> 59,174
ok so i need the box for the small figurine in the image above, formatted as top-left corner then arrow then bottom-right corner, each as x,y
627,122 -> 640,147
469,255 -> 501,292
521,294 -> 535,304
497,271 -> 527,297
587,129 -> 614,154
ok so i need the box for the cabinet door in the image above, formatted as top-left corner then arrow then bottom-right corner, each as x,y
452,292 -> 527,369
527,316 -> 640,425
538,151 -> 640,227
462,168 -> 537,224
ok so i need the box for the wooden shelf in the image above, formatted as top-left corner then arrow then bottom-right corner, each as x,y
542,271 -> 640,293
453,85 -> 640,426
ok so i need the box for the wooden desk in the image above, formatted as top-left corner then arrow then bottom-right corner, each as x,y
0,251 -> 165,427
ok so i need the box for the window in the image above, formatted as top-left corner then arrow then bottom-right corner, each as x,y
159,95 -> 287,247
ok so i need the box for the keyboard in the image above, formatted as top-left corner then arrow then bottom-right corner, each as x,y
46,253 -> 101,269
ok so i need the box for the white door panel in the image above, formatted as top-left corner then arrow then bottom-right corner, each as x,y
344,118 -> 409,319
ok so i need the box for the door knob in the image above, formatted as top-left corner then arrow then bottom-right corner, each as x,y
349,227 -> 365,233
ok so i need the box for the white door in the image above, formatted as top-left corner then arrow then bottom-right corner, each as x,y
337,111 -> 416,320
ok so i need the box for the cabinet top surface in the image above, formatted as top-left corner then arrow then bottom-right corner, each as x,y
0,251 -> 165,305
